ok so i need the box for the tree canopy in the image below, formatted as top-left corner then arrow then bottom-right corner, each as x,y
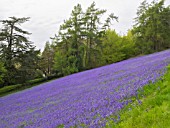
53,2 -> 118,76
133,0 -> 170,54
0,17 -> 40,86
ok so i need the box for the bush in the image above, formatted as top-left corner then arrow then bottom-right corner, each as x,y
47,74 -> 58,80
27,77 -> 47,85
0,84 -> 22,95
0,74 -> 59,97
0,62 -> 7,85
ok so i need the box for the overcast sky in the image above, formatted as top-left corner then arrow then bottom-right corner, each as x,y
0,0 -> 169,50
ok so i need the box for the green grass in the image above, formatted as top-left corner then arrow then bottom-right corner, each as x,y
106,65 -> 170,128
0,84 -> 22,95
0,76 -> 57,97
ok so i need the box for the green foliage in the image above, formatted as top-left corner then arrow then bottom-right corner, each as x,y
26,77 -> 47,85
0,62 -> 7,85
16,48 -> 41,83
0,84 -> 22,96
1,1 -> 169,87
83,2 -> 107,68
0,17 -> 40,85
121,30 -> 136,58
53,4 -> 84,75
53,1 -> 169,77
107,65 -> 170,128
0,75 -> 58,97
40,41 -> 55,76
133,0 -> 170,54
101,30 -> 124,64
53,2 -> 118,76
54,50 -> 65,75
54,50 -> 79,76
101,30 -> 135,65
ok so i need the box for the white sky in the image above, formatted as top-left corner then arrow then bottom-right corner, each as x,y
0,0 -> 170,50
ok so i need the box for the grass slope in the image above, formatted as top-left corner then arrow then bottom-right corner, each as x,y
107,65 -> 170,128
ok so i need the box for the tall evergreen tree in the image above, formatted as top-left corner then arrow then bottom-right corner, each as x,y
53,2 -> 118,76
40,41 -> 55,76
83,2 -> 106,68
55,4 -> 84,75
0,17 -> 39,85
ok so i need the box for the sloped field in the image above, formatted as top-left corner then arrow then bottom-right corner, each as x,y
1,50 -> 170,128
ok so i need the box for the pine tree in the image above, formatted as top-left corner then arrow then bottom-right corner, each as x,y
0,17 -> 38,85
55,4 -> 84,74
53,2 -> 118,75
40,41 -> 55,76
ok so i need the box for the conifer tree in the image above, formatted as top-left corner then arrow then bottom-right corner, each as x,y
0,17 -> 39,85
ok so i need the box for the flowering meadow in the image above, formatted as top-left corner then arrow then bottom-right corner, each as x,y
1,50 -> 170,128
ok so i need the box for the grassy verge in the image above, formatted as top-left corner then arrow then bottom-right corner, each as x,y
106,65 -> 170,128
0,75 -> 58,97
0,84 -> 22,96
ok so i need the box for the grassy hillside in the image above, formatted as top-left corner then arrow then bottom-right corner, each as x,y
106,65 -> 170,128
0,50 -> 170,128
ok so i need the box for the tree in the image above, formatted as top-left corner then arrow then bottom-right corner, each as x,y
53,4 -> 85,75
59,4 -> 84,73
40,41 -> 55,76
0,17 -> 38,85
101,29 -> 136,65
133,0 -> 170,54
101,30 -> 124,64
0,62 -> 6,86
15,47 -> 40,83
82,2 -> 118,68
118,30 -> 137,59
83,2 -> 105,68
53,2 -> 118,76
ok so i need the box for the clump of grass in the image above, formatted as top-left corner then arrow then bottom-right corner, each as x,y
107,65 -> 170,128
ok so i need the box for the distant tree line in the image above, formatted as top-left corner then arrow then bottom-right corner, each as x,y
0,0 -> 169,87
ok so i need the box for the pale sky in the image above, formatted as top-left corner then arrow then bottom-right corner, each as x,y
0,0 -> 170,50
